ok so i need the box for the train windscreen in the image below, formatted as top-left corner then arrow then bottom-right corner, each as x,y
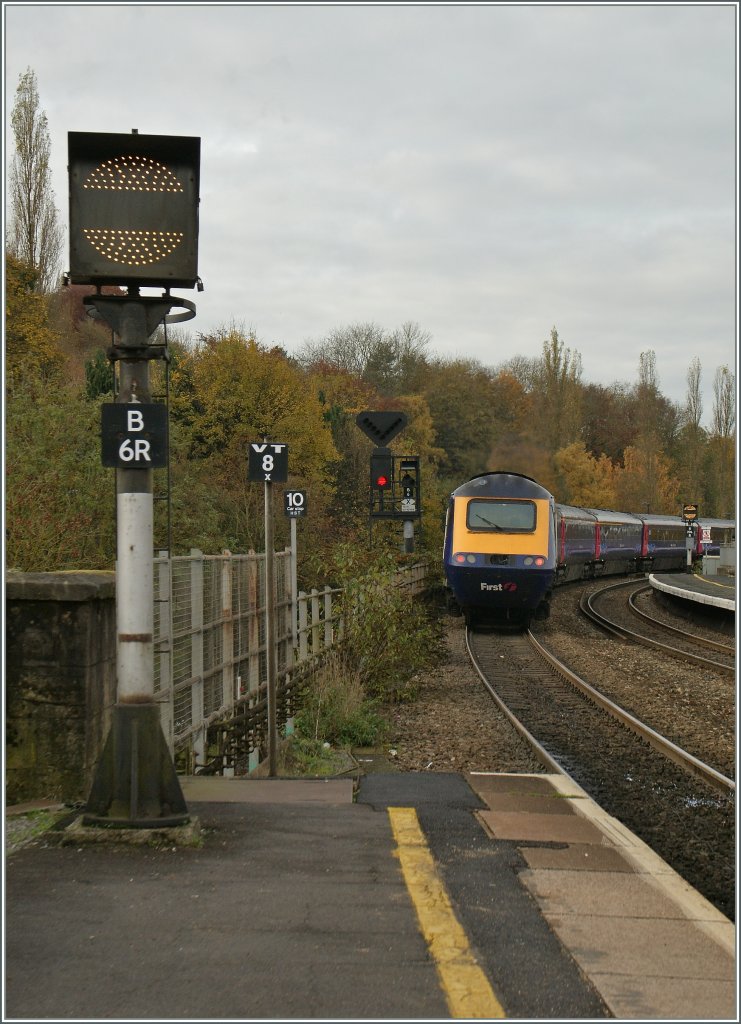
466,499 -> 536,532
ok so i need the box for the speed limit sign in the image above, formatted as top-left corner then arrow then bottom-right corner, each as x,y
247,442 -> 288,482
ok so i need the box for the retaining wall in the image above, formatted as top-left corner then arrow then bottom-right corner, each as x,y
5,572 -> 117,805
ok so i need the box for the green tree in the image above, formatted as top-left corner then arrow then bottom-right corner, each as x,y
7,68 -> 63,293
421,357 -> 500,481
84,348 -> 115,400
6,386 -> 115,570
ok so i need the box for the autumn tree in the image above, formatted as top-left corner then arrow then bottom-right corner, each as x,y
7,67 -> 64,293
5,253 -> 63,391
613,350 -> 681,513
554,442 -> 617,508
531,327 -> 583,452
175,328 -> 339,552
615,446 -> 680,514
580,382 -> 636,463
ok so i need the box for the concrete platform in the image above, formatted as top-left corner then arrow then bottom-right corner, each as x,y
650,571 -> 736,611
5,772 -> 736,1020
468,772 -> 735,1020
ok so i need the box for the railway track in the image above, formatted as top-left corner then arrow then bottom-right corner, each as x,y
465,625 -> 735,921
580,578 -> 736,675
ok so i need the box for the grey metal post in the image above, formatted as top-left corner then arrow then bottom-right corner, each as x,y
264,480 -> 278,777
116,324 -> 154,700
82,294 -> 189,828
290,517 -> 298,657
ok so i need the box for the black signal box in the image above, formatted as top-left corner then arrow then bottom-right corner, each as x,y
68,131 -> 200,288
368,454 -> 421,520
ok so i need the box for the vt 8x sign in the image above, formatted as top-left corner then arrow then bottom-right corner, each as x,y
101,404 -> 168,467
248,442 -> 288,482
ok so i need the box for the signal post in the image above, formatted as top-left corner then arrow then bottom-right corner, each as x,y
67,130 -> 200,828
356,411 -> 422,551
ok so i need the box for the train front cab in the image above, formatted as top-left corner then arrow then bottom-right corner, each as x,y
444,473 -> 557,627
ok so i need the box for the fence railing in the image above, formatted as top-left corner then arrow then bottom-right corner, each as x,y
153,549 -> 429,771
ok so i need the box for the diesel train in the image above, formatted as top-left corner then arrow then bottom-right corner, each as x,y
443,471 -> 735,627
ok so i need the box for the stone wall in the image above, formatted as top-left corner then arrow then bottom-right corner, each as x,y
5,571 -> 117,805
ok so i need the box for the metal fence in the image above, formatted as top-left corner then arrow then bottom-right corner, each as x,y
153,549 -> 428,771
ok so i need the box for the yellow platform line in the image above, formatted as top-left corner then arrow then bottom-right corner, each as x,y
388,806 -> 506,1019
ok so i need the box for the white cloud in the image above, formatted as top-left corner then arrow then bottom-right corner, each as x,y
3,2 -> 736,422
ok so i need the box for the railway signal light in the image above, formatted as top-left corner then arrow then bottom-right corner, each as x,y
370,447 -> 393,490
68,130 -> 201,288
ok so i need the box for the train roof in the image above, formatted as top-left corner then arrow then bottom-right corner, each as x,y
556,504 -> 598,522
583,507 -> 643,525
451,472 -> 553,500
630,512 -> 685,525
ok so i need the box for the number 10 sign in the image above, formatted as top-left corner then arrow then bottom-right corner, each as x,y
248,442 -> 289,482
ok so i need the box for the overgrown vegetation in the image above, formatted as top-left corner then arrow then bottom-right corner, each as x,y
290,555 -> 444,761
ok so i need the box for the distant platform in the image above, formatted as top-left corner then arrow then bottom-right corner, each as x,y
649,572 -> 735,613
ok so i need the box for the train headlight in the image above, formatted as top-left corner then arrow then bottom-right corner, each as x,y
524,557 -> 533,565
466,554 -> 476,564
534,557 -> 545,566
454,554 -> 466,563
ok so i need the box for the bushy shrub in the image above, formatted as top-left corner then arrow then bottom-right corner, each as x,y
331,546 -> 444,702
294,651 -> 387,747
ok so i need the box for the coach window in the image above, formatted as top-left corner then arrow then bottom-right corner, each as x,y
467,499 -> 536,532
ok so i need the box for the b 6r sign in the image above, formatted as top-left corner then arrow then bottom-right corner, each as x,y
101,404 -> 168,467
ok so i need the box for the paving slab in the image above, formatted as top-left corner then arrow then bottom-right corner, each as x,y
521,842 -> 636,872
541,912 -> 735,982
587,973 -> 737,1021
522,866 -> 695,919
479,808 -> 611,844
179,775 -> 355,803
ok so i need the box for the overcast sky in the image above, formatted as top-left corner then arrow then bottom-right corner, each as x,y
4,2 -> 737,424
